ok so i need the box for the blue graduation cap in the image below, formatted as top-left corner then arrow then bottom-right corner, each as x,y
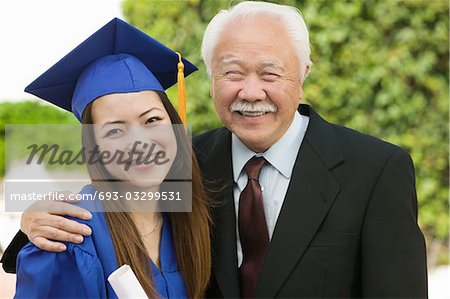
25,17 -> 197,122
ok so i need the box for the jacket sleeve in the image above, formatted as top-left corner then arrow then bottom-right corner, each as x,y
361,148 -> 428,298
14,242 -> 107,299
1,230 -> 28,274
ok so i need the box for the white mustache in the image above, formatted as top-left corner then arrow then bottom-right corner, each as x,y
230,101 -> 278,114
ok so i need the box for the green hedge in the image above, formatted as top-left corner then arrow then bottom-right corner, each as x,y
0,101 -> 77,175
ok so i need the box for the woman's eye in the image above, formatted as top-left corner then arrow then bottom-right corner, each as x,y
103,128 -> 123,138
145,116 -> 162,125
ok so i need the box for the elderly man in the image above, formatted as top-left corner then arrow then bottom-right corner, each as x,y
2,1 -> 427,298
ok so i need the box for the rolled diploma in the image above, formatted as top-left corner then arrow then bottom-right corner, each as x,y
108,264 -> 148,298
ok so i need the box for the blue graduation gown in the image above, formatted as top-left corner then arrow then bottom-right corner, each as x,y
14,185 -> 188,299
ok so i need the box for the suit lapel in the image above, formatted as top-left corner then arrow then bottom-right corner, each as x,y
200,129 -> 241,298
255,105 -> 344,298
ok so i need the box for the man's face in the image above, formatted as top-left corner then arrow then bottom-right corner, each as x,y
211,16 -> 304,152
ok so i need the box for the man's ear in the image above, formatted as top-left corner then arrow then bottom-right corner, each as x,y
304,64 -> 310,79
210,80 -> 214,98
298,85 -> 304,100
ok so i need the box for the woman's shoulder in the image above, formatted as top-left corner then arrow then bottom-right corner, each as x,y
18,234 -> 97,263
19,185 -> 108,258
15,229 -> 108,298
19,225 -> 99,263
16,233 -> 101,287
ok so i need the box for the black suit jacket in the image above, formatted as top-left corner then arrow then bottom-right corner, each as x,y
2,105 -> 427,298
193,104 -> 427,298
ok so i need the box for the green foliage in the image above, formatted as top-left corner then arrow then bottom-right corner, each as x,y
121,0 -> 449,262
298,0 -> 449,248
0,101 -> 78,176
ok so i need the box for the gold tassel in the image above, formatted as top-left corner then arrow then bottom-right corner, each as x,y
176,52 -> 186,124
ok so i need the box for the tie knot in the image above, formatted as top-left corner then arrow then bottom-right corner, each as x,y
244,156 -> 266,181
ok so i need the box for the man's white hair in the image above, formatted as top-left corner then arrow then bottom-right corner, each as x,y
201,1 -> 312,83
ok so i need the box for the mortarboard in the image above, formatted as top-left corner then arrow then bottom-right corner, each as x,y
24,17 -> 197,122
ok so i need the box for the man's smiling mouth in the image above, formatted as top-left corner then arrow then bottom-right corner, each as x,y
235,111 -> 271,117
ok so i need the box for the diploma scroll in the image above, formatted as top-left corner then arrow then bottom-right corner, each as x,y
108,264 -> 148,298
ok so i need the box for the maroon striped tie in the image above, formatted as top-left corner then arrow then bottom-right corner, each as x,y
239,156 -> 269,298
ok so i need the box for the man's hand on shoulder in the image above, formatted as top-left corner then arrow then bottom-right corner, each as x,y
21,191 -> 93,252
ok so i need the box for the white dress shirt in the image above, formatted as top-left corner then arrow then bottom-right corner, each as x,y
232,111 -> 309,266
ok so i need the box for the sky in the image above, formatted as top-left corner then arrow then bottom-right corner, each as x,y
0,0 -> 124,102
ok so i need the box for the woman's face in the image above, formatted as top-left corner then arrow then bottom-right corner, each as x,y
91,90 -> 177,190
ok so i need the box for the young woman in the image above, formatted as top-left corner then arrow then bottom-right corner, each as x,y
14,18 -> 211,299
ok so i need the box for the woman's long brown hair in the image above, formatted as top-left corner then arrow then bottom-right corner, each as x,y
81,91 -> 211,298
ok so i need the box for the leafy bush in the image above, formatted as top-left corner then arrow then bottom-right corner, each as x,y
0,101 -> 77,175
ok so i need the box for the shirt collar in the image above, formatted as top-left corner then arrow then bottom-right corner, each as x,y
232,111 -> 309,181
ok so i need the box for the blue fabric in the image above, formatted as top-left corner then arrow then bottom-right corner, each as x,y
14,185 -> 188,299
24,18 -> 198,121
71,54 -> 164,121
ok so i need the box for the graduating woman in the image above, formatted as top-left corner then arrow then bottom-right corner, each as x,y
14,18 -> 211,299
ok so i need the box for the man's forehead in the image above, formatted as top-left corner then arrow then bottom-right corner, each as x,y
218,55 -> 284,69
